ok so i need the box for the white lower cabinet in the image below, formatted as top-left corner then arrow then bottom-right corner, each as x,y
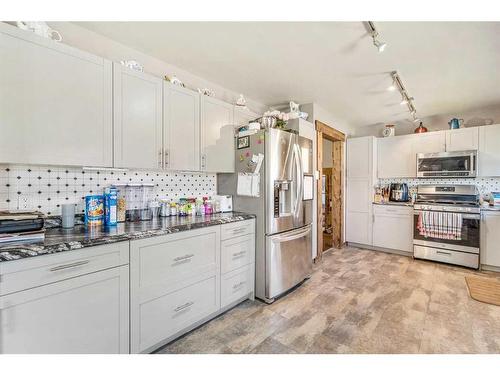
0,265 -> 129,354
372,205 -> 413,254
481,211 -> 500,269
130,219 -> 255,353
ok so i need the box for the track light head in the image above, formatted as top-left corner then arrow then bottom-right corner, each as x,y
387,84 -> 396,91
373,37 -> 387,52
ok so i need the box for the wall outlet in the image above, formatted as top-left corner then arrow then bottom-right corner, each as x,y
17,195 -> 29,210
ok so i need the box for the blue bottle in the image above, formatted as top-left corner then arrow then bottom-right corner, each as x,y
104,187 -> 118,226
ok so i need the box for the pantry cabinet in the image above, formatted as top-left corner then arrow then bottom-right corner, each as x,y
163,83 -> 201,171
201,96 -> 235,173
0,23 -> 113,167
113,63 -> 163,169
478,124 -> 500,177
446,127 -> 478,152
481,210 -> 500,269
346,137 -> 376,246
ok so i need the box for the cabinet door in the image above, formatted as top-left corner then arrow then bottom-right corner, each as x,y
377,135 -> 415,178
412,132 -> 446,155
233,106 -> 259,126
372,213 -> 413,253
0,265 -> 129,354
345,178 -> 372,245
481,211 -> 500,268
164,83 -> 200,171
201,96 -> 235,173
113,63 -> 163,169
478,124 -> 500,177
446,127 -> 478,152
347,136 -> 374,178
0,24 -> 112,167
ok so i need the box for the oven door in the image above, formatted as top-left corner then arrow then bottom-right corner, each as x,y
416,151 -> 476,178
413,210 -> 480,253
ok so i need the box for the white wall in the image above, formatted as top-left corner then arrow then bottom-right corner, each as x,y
43,22 -> 268,115
354,103 -> 500,137
322,139 -> 333,168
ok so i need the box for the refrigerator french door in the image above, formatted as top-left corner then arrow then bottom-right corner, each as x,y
217,128 -> 313,303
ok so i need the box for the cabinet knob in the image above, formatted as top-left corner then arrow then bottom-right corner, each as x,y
164,150 -> 169,168
158,150 -> 163,168
201,155 -> 206,170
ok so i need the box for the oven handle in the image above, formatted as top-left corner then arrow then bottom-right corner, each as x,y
413,211 -> 480,220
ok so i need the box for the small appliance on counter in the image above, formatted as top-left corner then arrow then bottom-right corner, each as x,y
213,195 -> 233,213
0,211 -> 46,244
389,183 -> 409,202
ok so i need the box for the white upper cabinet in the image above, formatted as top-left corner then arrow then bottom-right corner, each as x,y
347,136 -> 375,178
163,83 -> 200,171
233,106 -> 260,127
0,23 -> 113,167
412,132 -> 446,155
478,124 -> 500,177
201,96 -> 235,173
445,127 -> 478,151
113,63 -> 163,169
377,135 -> 415,178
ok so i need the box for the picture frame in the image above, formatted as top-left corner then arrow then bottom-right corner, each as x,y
237,136 -> 250,149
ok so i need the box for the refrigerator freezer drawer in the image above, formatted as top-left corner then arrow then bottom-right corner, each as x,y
266,224 -> 312,299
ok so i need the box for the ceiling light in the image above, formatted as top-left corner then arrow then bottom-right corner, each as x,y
400,96 -> 414,105
413,117 -> 421,123
367,21 -> 387,53
387,84 -> 396,91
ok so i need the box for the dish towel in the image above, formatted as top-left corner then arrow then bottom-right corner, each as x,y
418,211 -> 462,240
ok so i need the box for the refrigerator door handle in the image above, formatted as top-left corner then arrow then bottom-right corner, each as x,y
270,225 -> 311,243
293,144 -> 303,218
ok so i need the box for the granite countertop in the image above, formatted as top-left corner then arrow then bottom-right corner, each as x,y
0,212 -> 255,263
372,201 -> 414,207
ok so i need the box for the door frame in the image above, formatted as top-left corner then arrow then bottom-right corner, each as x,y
315,120 -> 345,262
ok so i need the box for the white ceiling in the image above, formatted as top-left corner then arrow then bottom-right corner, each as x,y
76,22 -> 500,128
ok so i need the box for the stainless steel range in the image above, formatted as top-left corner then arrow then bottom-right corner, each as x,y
413,185 -> 480,269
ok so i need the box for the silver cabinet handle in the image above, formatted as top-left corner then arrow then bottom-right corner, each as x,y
201,154 -> 206,170
49,260 -> 89,272
172,254 -> 194,263
232,281 -> 246,290
232,227 -> 246,235
174,301 -> 194,312
436,250 -> 452,256
232,250 -> 246,258
158,150 -> 163,168
164,150 -> 170,168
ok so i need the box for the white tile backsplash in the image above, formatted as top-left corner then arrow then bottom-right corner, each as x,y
378,177 -> 500,197
1,165 -> 217,216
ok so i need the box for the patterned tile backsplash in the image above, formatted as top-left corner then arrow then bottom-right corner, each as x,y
378,177 -> 500,198
0,165 -> 217,216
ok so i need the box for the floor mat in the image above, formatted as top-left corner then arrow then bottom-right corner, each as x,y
465,276 -> 500,306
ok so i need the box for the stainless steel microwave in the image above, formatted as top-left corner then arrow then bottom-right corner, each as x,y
416,150 -> 477,178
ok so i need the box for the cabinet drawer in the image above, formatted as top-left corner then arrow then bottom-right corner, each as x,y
414,245 -> 479,269
136,275 -> 219,352
221,234 -> 255,274
0,241 -> 129,296
373,204 -> 413,216
221,264 -> 254,308
131,226 -> 219,290
220,219 -> 255,241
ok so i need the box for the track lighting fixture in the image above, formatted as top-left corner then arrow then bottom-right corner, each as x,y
390,71 -> 420,122
367,21 -> 387,53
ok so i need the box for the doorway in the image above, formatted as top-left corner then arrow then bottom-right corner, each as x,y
315,120 -> 345,261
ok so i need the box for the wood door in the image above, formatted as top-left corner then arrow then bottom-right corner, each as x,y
201,96 -> 235,173
322,168 -> 333,250
0,266 -> 129,354
113,63 -> 163,169
163,83 -> 200,171
0,23 -> 113,167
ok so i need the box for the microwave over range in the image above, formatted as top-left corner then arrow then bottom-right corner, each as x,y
416,150 -> 477,178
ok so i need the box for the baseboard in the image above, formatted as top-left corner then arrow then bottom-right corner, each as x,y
480,264 -> 500,273
346,242 -> 413,257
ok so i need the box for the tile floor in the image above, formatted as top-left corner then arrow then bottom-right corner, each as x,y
156,246 -> 500,354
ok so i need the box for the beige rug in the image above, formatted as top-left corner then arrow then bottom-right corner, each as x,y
465,276 -> 500,306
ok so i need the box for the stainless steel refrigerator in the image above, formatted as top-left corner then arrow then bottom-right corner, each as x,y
218,128 -> 313,303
